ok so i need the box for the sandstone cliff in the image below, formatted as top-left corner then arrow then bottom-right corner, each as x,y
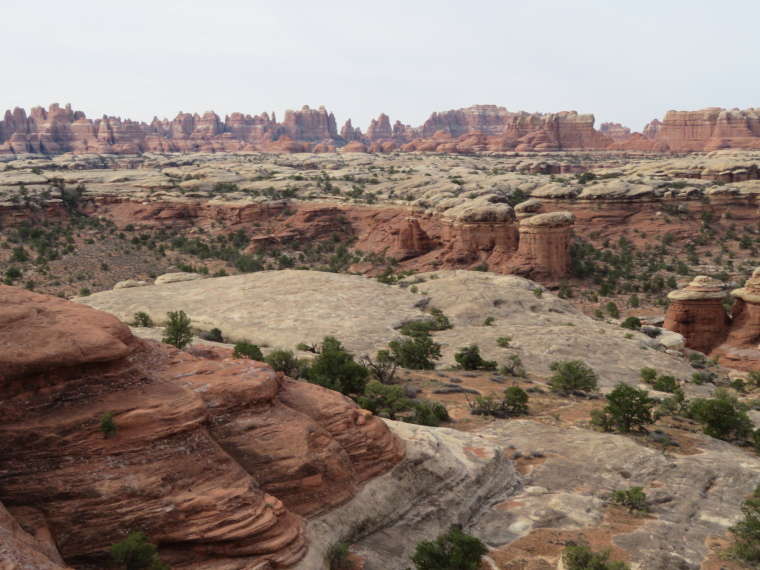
0,285 -> 404,568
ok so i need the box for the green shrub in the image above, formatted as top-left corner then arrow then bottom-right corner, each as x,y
652,375 -> 678,393
389,335 -> 441,370
690,393 -> 753,440
108,531 -> 169,570
454,344 -> 497,371
483,316 -> 495,326
532,288 -> 543,298
503,386 -> 530,415
328,542 -> 352,570
606,301 -> 620,318
410,527 -> 487,570
203,327 -> 224,342
358,382 -> 411,420
603,383 -> 654,433
562,545 -> 630,570
232,342 -> 263,360
406,400 -> 449,427
620,316 -> 641,330
639,367 -> 657,384
612,486 -> 649,513
5,266 -> 21,280
730,489 -> 760,564
265,349 -> 305,378
309,336 -> 368,395
500,354 -> 526,378
548,360 -> 598,393
162,310 -> 193,350
130,312 -> 154,328
748,370 -> 760,387
496,336 -> 512,348
99,411 -> 117,439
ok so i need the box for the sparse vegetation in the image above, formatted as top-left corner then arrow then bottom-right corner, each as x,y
162,310 -> 193,349
410,526 -> 487,570
548,360 -> 598,393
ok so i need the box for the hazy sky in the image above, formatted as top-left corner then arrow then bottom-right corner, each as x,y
3,0 -> 758,133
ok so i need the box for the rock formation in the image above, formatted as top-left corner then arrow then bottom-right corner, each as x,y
717,268 -> 760,366
612,108 -> 760,152
0,103 -> 616,155
0,285 -> 404,567
663,276 -> 730,354
507,211 -> 575,279
599,121 -> 631,142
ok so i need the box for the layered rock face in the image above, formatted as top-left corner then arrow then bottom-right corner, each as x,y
663,276 -> 730,354
506,211 -> 575,279
612,108 -> 760,152
0,285 -> 404,567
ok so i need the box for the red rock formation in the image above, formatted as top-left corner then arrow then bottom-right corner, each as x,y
506,211 -> 575,279
366,113 -> 393,141
0,286 -> 404,567
342,141 -> 368,153
642,118 -> 662,140
599,122 -> 631,143
612,108 -> 760,152
663,276 -> 730,354
717,269 -> 760,368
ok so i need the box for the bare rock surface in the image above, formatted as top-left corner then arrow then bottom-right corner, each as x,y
76,270 -> 429,356
294,421 -> 520,570
78,270 -> 699,390
474,419 -> 760,569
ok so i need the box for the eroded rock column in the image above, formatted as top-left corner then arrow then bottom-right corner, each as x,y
725,268 -> 760,350
663,276 -> 730,354
507,211 -> 575,279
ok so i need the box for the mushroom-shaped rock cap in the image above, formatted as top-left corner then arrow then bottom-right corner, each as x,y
668,276 -> 727,301
514,198 -> 543,214
732,267 -> 760,302
519,211 -> 575,228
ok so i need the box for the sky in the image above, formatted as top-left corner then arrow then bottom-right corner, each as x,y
2,0 -> 758,134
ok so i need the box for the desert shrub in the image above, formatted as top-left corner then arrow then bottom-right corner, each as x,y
410,526 -> 487,570
483,316 -> 495,326
360,349 -> 397,384
652,374 -> 678,393
690,392 -> 753,440
548,360 -> 598,393
108,531 -> 169,570
657,388 -> 688,417
4,266 -> 21,280
639,367 -> 657,383
620,316 -> 641,330
606,301 -> 619,318
749,370 -> 760,387
202,327 -> 224,342
496,336 -> 512,348
500,354 -> 526,378
265,349 -> 306,378
79,287 -> 91,296
533,288 -> 543,298
602,383 -> 654,433
503,386 -> 530,415
130,311 -> 155,327
389,334 -> 441,370
162,310 -> 193,350
99,411 -> 117,439
730,488 -> 760,564
454,344 -> 497,371
406,399 -> 449,427
612,486 -> 649,513
232,342 -> 263,360
357,382 -> 411,420
309,336 -> 368,395
562,545 -> 630,570
328,542 -> 353,570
